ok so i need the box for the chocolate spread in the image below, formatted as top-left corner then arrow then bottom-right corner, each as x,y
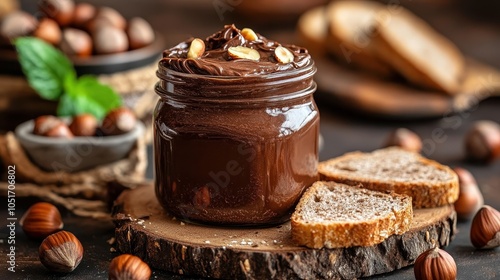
161,24 -> 310,76
154,25 -> 319,226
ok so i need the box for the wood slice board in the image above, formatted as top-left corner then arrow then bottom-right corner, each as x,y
315,57 -> 500,120
112,183 -> 457,280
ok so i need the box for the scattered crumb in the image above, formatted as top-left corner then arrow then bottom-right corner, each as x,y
107,237 -> 116,245
110,248 -> 116,252
180,221 -> 185,226
205,240 -> 211,244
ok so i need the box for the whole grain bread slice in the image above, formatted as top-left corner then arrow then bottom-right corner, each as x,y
291,181 -> 413,249
325,0 -> 393,77
372,7 -> 465,94
318,147 -> 459,209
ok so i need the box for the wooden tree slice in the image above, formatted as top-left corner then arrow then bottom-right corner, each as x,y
113,183 -> 457,279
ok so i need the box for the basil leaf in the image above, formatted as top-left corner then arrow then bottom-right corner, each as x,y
58,75 -> 122,119
15,37 -> 76,100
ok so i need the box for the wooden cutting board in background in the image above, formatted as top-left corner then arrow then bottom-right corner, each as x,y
315,58 -> 500,120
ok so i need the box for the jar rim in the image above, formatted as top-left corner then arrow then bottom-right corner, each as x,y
155,60 -> 317,103
157,59 -> 316,82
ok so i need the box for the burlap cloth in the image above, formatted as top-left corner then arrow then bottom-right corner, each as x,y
0,132 -> 149,219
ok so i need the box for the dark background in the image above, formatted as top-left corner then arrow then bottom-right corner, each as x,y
1,0 -> 500,279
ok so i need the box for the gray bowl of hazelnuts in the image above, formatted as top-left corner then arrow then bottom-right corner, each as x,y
15,107 -> 144,173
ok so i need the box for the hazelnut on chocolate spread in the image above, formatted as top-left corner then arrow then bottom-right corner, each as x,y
154,25 -> 319,226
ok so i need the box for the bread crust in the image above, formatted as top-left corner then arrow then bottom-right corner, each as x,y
318,148 -> 459,209
325,0 -> 393,77
291,181 -> 413,249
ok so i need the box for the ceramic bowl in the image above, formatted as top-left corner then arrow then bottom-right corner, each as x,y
15,119 -> 145,173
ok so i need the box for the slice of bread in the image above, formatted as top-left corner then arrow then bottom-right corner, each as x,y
296,6 -> 328,56
325,0 -> 393,77
372,7 -> 465,94
291,181 -> 413,249
318,147 -> 459,208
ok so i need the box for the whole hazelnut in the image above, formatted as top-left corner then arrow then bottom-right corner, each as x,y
45,122 -> 74,138
33,115 -> 61,135
453,167 -> 484,220
109,254 -> 151,280
87,7 -> 126,33
39,230 -> 83,273
33,115 -> 74,138
93,25 -> 128,54
69,113 -> 98,136
0,11 -> 37,40
60,28 -> 92,57
470,205 -> 500,249
20,202 -> 63,240
385,128 -> 422,153
127,17 -> 155,50
33,18 -> 61,45
39,0 -> 75,27
72,3 -> 96,29
101,107 -> 137,136
465,120 -> 500,163
413,247 -> 456,280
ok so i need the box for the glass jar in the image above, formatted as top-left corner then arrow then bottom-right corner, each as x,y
154,60 -> 319,226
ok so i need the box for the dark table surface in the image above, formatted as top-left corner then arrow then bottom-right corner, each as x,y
1,0 -> 500,279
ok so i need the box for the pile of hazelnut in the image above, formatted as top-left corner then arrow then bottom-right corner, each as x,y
0,0 -> 155,56
33,107 -> 137,138
20,202 -> 151,278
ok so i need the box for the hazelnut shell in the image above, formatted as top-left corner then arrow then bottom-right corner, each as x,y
101,107 -> 137,136
470,205 -> 500,249
39,230 -> 83,273
453,167 -> 483,220
93,25 -> 128,54
72,3 -> 96,28
108,254 -> 151,280
60,28 -> 93,57
414,247 -> 457,280
20,202 -> 63,239
465,120 -> 500,163
33,18 -> 62,45
39,0 -> 75,27
127,17 -> 155,50
0,11 -> 38,40
69,114 -> 98,137
385,128 -> 422,153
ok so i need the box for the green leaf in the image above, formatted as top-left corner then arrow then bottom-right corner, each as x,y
14,37 -> 76,100
58,75 -> 122,119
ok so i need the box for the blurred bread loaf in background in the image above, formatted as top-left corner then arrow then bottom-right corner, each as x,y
297,0 -> 465,95
325,0 -> 393,77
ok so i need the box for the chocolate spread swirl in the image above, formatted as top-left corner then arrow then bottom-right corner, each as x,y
160,25 -> 311,76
